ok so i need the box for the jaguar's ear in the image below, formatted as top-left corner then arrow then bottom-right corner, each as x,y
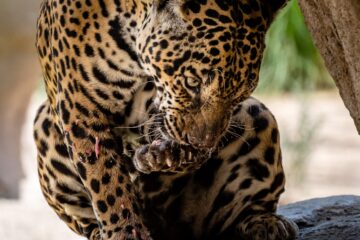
261,0 -> 288,24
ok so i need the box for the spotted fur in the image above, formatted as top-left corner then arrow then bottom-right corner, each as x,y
34,0 -> 298,239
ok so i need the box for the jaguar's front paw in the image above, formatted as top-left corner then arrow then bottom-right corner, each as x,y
133,140 -> 179,174
133,140 -> 208,174
241,214 -> 298,240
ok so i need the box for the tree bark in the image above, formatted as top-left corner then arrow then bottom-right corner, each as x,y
298,0 -> 360,134
0,0 -> 42,198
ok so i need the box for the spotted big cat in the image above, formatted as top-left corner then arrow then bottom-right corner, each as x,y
34,0 -> 298,239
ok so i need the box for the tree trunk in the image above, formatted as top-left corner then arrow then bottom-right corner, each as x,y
297,0 -> 360,134
0,0 -> 42,198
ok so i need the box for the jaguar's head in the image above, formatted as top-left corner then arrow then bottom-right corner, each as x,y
138,0 -> 286,149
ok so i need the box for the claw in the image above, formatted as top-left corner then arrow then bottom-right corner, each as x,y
132,229 -> 137,238
166,158 -> 172,167
95,137 -> 101,158
152,140 -> 162,146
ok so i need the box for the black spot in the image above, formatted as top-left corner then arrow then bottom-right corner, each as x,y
65,28 -> 77,38
227,172 -> 238,183
118,175 -> 124,184
60,213 -> 72,223
116,187 -> 123,197
98,0 -> 109,17
264,147 -> 275,164
184,1 -> 200,13
205,9 -> 219,18
95,89 -> 109,100
125,100 -> 134,116
210,47 -> 220,56
246,158 -> 270,181
242,44 -> 250,54
57,183 -> 78,195
173,50 -> 191,72
102,173 -> 111,184
108,16 -> 140,66
253,117 -> 269,133
75,102 -> 90,117
97,200 -> 108,213
41,118 -> 52,136
87,152 -> 97,165
193,18 -> 202,27
251,188 -> 270,201
78,64 -> 90,82
107,195 -> 116,206
110,214 -> 119,224
271,173 -> 284,192
271,128 -> 278,143
84,44 -> 94,57
51,159 -> 77,177
91,123 -> 108,132
219,15 -> 232,24
239,178 -> 252,190
71,123 -> 87,139
159,39 -> 169,49
112,91 -> 124,100
76,162 -> 87,180
164,65 -> 174,76
90,179 -> 100,193
215,0 -> 229,11
60,101 -> 70,124
55,144 -> 69,158
104,159 -> 116,169
143,80 -> 155,91
125,225 -> 134,234
247,105 -> 260,116
122,208 -> 131,219
92,66 -> 109,84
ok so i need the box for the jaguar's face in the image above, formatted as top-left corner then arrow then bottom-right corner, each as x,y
138,0 -> 271,149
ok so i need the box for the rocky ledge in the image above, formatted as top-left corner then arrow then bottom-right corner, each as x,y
278,195 -> 360,240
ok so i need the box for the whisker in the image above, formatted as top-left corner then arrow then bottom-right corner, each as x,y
225,129 -> 249,146
229,123 -> 254,131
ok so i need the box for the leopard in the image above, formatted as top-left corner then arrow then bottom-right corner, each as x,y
33,0 -> 299,239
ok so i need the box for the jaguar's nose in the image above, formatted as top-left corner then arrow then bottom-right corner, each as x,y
188,133 -> 217,149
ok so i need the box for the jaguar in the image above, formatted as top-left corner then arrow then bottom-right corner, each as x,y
33,0 -> 299,239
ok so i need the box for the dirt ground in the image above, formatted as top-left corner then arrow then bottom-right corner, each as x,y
0,91 -> 359,240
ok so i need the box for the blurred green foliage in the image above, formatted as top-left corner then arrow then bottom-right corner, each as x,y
256,0 -> 334,94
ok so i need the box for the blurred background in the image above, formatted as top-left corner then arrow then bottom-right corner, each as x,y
0,0 -> 359,239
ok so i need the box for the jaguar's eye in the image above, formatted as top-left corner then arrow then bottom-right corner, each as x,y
185,77 -> 201,88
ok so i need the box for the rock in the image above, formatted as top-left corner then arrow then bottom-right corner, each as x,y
278,195 -> 360,240
297,0 -> 360,134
